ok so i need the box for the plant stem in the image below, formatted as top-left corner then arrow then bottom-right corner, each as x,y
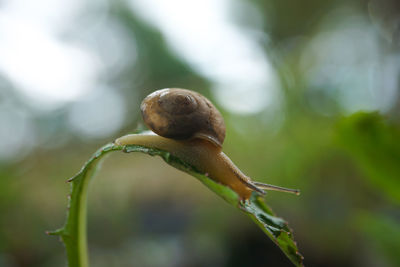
50,144 -> 123,267
63,171 -> 91,267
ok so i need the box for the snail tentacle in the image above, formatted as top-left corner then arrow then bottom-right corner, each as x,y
252,182 -> 300,195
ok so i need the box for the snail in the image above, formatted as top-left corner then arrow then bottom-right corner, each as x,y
115,88 -> 299,199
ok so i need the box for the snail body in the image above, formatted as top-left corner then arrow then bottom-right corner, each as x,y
115,88 -> 299,199
115,133 -> 256,198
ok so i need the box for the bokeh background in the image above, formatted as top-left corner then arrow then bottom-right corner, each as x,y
1,0 -> 400,266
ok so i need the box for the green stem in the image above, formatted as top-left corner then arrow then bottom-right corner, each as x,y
64,168 -> 93,266
49,144 -> 123,267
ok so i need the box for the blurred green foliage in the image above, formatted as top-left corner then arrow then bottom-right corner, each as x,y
355,211 -> 400,267
336,112 -> 400,204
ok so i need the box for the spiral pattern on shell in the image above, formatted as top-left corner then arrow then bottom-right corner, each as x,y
140,88 -> 226,147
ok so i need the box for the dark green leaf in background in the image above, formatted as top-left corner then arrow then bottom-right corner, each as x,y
336,112 -> 400,205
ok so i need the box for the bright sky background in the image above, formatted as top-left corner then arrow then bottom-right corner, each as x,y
0,0 -> 102,109
0,16 -> 99,107
128,0 -> 282,115
300,9 -> 399,114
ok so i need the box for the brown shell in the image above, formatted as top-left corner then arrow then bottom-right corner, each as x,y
140,88 -> 226,147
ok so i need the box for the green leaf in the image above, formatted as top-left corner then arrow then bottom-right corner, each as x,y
336,112 -> 400,204
51,138 -> 303,267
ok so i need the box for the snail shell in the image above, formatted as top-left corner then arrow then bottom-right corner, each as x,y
140,88 -> 226,147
